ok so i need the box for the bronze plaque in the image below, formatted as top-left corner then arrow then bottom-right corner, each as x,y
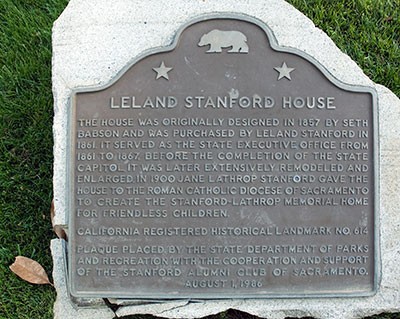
69,16 -> 378,298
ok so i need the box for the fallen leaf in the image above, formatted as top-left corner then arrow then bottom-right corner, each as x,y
50,200 -> 67,240
10,256 -> 53,286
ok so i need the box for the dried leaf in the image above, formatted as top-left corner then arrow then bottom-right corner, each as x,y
50,200 -> 67,240
10,256 -> 53,286
54,225 -> 67,240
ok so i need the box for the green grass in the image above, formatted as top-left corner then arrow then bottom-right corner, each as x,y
0,0 -> 398,318
0,0 -> 68,318
286,0 -> 399,97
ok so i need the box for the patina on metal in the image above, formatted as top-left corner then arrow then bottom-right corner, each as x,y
68,15 -> 378,299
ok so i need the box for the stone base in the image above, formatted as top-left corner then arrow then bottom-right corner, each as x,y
51,239 -> 115,319
52,0 -> 400,318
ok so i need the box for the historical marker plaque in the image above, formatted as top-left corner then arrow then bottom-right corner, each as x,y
69,16 -> 377,298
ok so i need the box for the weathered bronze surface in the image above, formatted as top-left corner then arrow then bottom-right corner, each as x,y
69,16 -> 377,298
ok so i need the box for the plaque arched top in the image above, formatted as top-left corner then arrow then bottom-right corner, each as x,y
72,14 -> 377,100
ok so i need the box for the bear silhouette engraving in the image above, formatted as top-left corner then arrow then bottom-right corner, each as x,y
198,29 -> 249,53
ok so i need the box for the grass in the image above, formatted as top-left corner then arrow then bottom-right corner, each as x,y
286,0 -> 399,97
0,0 -> 398,318
0,0 -> 68,318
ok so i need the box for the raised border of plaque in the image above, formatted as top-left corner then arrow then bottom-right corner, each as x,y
67,13 -> 379,300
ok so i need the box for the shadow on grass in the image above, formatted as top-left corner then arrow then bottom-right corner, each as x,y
114,308 -> 314,319
115,309 -> 400,319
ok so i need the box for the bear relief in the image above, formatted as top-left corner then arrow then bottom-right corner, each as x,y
198,29 -> 249,53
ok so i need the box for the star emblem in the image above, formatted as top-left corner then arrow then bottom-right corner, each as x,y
274,62 -> 295,81
153,61 -> 173,80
